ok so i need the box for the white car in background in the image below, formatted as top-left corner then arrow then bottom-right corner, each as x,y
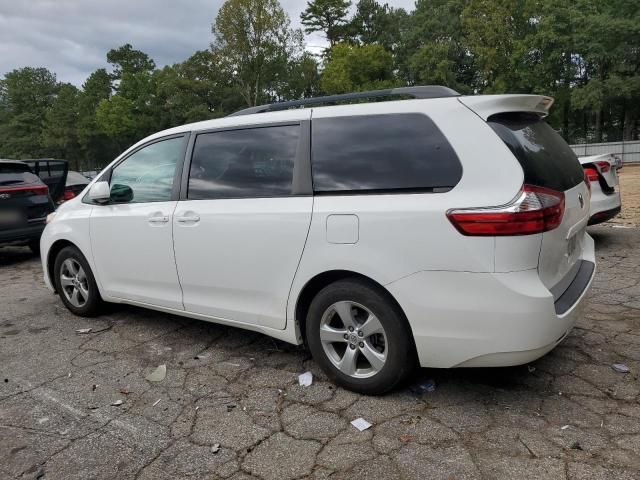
580,153 -> 622,225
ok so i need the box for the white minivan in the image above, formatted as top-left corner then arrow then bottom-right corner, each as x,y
41,87 -> 596,394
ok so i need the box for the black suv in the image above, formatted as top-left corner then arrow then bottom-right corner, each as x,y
0,160 -> 57,254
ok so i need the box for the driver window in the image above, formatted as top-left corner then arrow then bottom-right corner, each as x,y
110,136 -> 184,203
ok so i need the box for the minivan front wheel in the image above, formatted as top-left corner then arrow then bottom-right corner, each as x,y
53,246 -> 103,317
306,279 -> 416,395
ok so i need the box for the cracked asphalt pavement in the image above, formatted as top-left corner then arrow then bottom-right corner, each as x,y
1,225 -> 639,480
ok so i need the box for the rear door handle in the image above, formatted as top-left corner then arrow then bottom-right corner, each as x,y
176,215 -> 200,223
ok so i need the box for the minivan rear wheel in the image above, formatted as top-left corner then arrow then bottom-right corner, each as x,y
53,246 -> 104,317
306,278 -> 416,395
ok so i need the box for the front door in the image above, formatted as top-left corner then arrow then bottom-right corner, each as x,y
90,135 -> 186,310
173,121 -> 312,329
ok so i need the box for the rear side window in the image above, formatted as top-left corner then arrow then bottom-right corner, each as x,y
188,125 -> 300,200
488,113 -> 584,191
311,113 -> 462,193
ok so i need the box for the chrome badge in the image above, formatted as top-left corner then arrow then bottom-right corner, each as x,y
0,193 -> 10,200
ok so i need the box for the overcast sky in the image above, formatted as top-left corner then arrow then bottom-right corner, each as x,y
0,0 -> 416,86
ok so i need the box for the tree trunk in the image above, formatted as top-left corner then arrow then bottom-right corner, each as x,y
595,110 -> 602,143
562,98 -> 570,141
623,107 -> 634,141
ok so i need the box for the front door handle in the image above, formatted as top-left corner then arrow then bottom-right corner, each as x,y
148,215 -> 169,224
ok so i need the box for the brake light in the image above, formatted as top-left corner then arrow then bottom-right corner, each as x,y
447,184 -> 565,236
594,161 -> 610,173
63,188 -> 75,201
584,167 -> 599,183
0,185 -> 49,196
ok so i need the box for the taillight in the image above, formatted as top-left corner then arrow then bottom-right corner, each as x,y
594,161 -> 610,173
63,188 -> 75,200
584,167 -> 599,183
447,184 -> 565,236
0,185 -> 49,196
584,170 -> 591,194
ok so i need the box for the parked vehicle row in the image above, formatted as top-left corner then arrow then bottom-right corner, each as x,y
0,160 -> 57,254
40,87 -> 596,394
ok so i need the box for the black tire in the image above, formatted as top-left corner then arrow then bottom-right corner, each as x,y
53,246 -> 104,317
306,278 -> 417,395
28,239 -> 40,256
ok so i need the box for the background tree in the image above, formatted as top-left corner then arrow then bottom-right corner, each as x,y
41,83 -> 82,168
349,0 -> 408,52
77,69 -> 117,169
398,0 -> 473,92
301,0 -> 351,46
0,67 -> 58,158
321,42 -> 396,93
106,43 -> 156,79
212,0 -> 304,106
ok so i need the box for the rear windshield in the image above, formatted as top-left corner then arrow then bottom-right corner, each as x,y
0,163 -> 38,186
0,162 -> 31,174
488,113 -> 584,191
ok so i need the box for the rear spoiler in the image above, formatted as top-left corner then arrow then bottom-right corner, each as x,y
458,94 -> 554,120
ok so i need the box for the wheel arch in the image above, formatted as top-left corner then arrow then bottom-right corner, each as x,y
46,239 -> 81,292
294,270 -> 415,347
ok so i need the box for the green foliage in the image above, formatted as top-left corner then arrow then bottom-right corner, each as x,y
301,0 -> 351,45
399,0 -> 474,93
107,44 -> 156,79
41,83 -> 82,167
0,67 -> 59,158
349,1 -> 408,51
212,0 -> 304,106
321,43 -> 396,94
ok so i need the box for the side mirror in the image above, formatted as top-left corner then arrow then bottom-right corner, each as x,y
110,184 -> 134,203
88,181 -> 111,204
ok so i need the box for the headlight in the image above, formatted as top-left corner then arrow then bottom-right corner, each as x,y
46,212 -> 57,224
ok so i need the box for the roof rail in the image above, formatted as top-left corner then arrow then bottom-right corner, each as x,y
227,85 -> 460,117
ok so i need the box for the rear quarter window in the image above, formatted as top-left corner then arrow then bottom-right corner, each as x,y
488,113 -> 584,192
311,113 -> 462,193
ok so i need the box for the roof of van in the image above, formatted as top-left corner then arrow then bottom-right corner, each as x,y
136,91 -> 554,153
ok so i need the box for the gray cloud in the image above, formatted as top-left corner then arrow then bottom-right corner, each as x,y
0,0 -> 416,86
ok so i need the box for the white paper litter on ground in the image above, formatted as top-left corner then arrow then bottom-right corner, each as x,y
152,399 -> 161,407
561,425 -> 570,430
75,328 -> 92,334
111,399 -> 123,406
612,363 -> 630,373
351,418 -> 372,431
145,364 -> 167,382
298,371 -> 313,387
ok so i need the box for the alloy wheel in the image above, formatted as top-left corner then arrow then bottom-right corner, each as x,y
60,258 -> 89,308
319,300 -> 388,378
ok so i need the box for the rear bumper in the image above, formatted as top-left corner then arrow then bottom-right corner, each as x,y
589,206 -> 621,225
588,189 -> 621,225
0,223 -> 45,246
386,234 -> 596,368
